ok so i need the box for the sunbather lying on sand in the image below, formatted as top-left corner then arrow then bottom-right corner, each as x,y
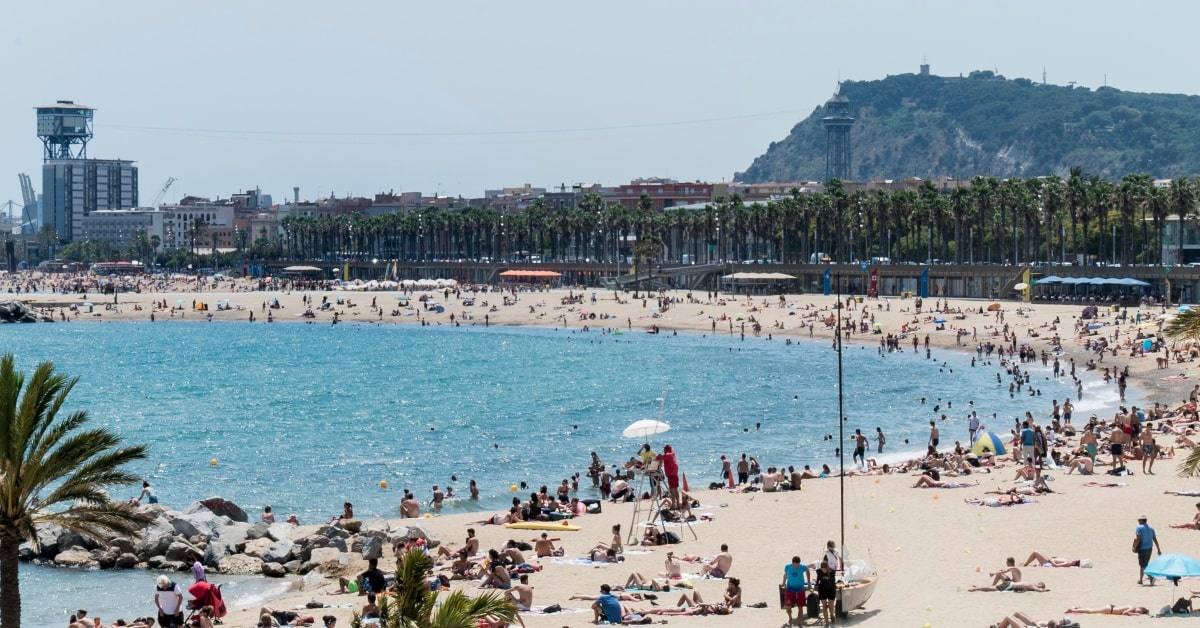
1064,605 -> 1147,616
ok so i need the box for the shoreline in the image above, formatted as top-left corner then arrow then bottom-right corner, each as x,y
6,283 -> 1197,627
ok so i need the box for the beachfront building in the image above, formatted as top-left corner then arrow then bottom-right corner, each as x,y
40,158 -> 139,243
599,177 -> 713,211
79,209 -> 165,250
160,202 -> 235,252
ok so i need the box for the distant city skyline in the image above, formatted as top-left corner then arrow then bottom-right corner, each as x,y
3,0 -> 1199,210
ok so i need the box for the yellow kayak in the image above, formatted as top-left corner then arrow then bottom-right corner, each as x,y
504,521 -> 582,531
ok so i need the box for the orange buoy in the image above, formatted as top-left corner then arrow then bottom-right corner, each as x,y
682,472 -> 690,493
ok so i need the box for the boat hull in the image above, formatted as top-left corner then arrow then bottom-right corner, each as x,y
838,575 -> 877,612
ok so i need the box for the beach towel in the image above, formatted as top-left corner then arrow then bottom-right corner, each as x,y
529,605 -> 586,614
551,557 -> 614,567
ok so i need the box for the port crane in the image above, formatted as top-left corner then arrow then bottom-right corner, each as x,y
150,177 -> 176,207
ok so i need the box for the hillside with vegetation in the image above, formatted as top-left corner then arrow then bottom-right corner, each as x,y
738,70 -> 1200,182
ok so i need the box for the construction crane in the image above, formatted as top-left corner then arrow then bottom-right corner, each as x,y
150,176 -> 176,208
18,173 -> 37,234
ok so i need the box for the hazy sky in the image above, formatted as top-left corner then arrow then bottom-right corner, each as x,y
3,0 -> 1199,211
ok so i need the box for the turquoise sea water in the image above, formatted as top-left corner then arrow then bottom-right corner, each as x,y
2,321 -> 1121,625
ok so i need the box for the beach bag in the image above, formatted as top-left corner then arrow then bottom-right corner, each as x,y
806,592 -> 820,618
1173,596 -> 1193,614
543,604 -> 562,614
662,531 -> 681,544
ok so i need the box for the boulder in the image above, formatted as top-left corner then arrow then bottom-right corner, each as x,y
261,561 -> 287,577
337,518 -> 362,534
283,559 -> 302,573
318,524 -> 349,540
53,548 -> 94,567
328,538 -> 348,553
134,516 -> 178,559
295,535 -> 329,562
266,523 -> 294,543
218,554 -> 264,575
34,525 -> 63,558
96,547 -> 121,570
17,543 -> 37,561
263,539 -> 295,564
165,541 -> 198,562
245,522 -> 271,540
193,497 -> 248,523
213,521 -> 251,543
301,547 -> 344,574
241,538 -> 275,558
0,301 -> 51,323
115,553 -> 140,569
203,540 -> 234,568
406,525 -> 439,548
359,534 -> 386,560
171,509 -> 232,539
108,537 -> 136,555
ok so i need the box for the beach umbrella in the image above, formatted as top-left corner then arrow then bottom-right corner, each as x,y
1180,306 -> 1192,313
987,303 -> 1001,311
1144,553 -> 1200,580
1013,282 -> 1029,290
971,431 -> 1007,456
622,419 -> 671,440
933,318 -> 946,324
1144,553 -> 1200,604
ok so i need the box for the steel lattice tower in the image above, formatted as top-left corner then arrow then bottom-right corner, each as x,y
822,92 -> 854,181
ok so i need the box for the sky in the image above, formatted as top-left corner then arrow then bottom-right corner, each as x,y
3,0 -> 1200,212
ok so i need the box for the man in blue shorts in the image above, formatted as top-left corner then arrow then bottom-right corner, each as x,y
781,555 -> 809,625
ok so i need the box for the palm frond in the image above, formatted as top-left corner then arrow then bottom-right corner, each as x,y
1179,445 -> 1200,477
1164,308 -> 1200,342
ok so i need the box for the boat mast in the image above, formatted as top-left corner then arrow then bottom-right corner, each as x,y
835,274 -> 846,571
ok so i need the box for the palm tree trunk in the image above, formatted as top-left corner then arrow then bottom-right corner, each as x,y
1,527 -> 23,628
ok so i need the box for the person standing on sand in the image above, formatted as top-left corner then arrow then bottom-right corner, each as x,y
1134,514 -> 1162,585
780,555 -> 808,626
928,421 -> 939,454
736,454 -> 749,485
875,427 -> 885,454
852,429 -> 867,465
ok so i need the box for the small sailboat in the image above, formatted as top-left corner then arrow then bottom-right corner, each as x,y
833,283 -> 878,615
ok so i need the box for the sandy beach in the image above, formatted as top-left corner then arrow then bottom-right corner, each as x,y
8,277 -> 1200,627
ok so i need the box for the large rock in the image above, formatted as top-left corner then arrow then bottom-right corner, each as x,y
171,509 -> 232,539
266,523 -> 294,543
406,525 -> 439,548
192,497 -> 248,523
359,534 -> 386,560
0,301 -> 51,323
241,538 -> 274,558
263,539 -> 295,563
115,553 -> 140,569
363,519 -> 391,533
203,540 -> 234,568
165,541 -> 198,562
56,529 -> 101,551
337,518 -> 362,534
53,548 -> 94,567
262,561 -> 287,577
96,547 -> 121,570
218,554 -> 264,575
34,525 -> 63,558
301,547 -> 344,574
245,522 -> 271,540
318,524 -> 349,540
134,516 -> 178,559
108,537 -> 136,555
214,521 -> 251,542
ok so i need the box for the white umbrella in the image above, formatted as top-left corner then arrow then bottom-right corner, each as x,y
622,419 -> 671,439
1013,282 -> 1029,290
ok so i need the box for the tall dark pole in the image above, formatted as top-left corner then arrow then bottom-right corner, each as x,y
835,273 -> 845,572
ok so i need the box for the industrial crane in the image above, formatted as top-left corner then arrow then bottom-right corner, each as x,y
150,177 -> 177,208
18,173 -> 37,234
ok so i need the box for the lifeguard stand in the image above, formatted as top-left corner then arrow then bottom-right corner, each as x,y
626,460 -> 697,545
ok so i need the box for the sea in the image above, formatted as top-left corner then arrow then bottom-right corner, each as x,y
1,320 -> 1130,625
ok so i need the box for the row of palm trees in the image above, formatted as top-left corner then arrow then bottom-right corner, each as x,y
273,172 -> 1199,267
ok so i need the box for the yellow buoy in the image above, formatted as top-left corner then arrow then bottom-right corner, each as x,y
210,459 -> 218,466
380,480 -> 388,489
510,484 -> 518,492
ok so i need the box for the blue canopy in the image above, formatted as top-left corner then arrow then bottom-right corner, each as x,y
1037,275 -> 1063,284
1120,277 -> 1150,287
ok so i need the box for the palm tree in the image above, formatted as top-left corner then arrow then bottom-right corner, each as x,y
351,549 -> 516,628
1169,177 -> 1196,264
0,355 -> 150,628
632,235 -> 665,290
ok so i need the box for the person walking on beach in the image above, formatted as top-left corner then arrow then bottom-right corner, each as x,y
780,555 -> 809,626
736,454 -> 749,485
927,421 -> 939,455
1134,514 -> 1162,585
968,412 -> 980,444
